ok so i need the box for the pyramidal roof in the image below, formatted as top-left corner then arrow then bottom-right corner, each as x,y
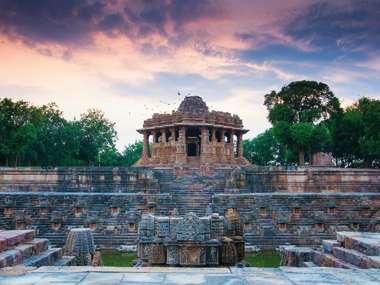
177,96 -> 209,114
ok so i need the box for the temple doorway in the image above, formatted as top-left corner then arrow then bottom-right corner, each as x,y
187,143 -> 197,156
186,127 -> 201,157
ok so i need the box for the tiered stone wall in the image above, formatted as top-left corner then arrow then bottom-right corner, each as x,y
0,167 -> 379,248
213,193 -> 380,248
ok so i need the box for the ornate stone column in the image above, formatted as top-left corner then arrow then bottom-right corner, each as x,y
162,128 -> 167,144
238,132 -> 243,158
142,131 -> 149,160
225,130 -> 233,162
200,127 -> 211,164
151,129 -> 157,163
175,127 -> 187,164
220,128 -> 226,164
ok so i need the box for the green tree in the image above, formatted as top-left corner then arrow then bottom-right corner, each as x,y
329,97 -> 380,167
78,109 -> 117,165
357,97 -> 380,167
244,129 -> 285,165
265,81 -> 340,165
329,110 -> 362,167
121,141 -> 143,166
99,147 -> 122,166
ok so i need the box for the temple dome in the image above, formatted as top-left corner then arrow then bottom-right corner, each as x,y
177,96 -> 209,114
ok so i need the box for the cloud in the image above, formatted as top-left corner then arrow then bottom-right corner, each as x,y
1,0 -> 380,148
0,0 -> 221,46
285,0 -> 380,54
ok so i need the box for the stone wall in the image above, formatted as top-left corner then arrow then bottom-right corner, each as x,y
213,193 -> 380,248
245,167 -> 380,193
0,167 -> 379,248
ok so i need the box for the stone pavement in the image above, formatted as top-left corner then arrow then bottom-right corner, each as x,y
1,266 -> 380,284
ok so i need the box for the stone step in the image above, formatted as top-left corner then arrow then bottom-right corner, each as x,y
54,255 -> 76,266
14,243 -> 34,259
303,261 -> 317,267
312,250 -> 358,269
322,240 -> 340,253
0,249 -> 22,267
25,238 -> 49,255
0,230 -> 35,249
23,247 -> 62,267
337,232 -> 380,256
332,246 -> 380,268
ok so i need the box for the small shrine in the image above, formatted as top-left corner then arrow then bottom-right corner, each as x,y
137,209 -> 245,266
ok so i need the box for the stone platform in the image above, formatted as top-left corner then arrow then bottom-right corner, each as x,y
1,266 -> 380,284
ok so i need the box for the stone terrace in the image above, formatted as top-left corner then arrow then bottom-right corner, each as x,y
0,167 -> 379,248
1,266 -> 380,285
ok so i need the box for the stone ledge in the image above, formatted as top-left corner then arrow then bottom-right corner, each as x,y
0,266 -> 380,285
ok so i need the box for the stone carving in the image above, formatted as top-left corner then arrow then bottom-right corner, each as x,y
64,228 -> 96,266
176,212 -> 202,241
137,211 -> 244,266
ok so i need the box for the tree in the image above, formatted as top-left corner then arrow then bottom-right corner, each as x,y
121,141 -> 143,166
357,97 -> 380,167
244,129 -> 286,165
265,81 -> 340,165
329,97 -> 380,168
265,81 -> 341,124
77,109 -> 117,165
329,110 -> 362,167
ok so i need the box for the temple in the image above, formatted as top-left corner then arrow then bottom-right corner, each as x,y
136,96 -> 250,167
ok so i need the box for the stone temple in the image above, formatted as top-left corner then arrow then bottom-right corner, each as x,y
136,96 -> 250,167
0,95 -> 380,281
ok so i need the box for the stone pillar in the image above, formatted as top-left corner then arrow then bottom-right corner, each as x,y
238,132 -> 243,158
175,127 -> 187,165
200,127 -> 211,164
151,129 -> 158,163
162,128 -> 167,144
142,131 -> 149,159
226,130 -> 233,162
211,128 -> 216,143
170,128 -> 176,143
220,128 -> 226,164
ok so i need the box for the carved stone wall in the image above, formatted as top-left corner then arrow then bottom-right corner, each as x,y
0,166 -> 379,248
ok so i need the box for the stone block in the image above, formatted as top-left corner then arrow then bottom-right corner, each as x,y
14,243 -> 34,258
0,238 -> 6,252
23,247 -> 62,267
0,249 -> 22,267
332,246 -> 373,268
322,240 -> 340,253
0,230 -> 35,247
279,246 -> 313,267
25,238 -> 49,255
313,250 -> 357,269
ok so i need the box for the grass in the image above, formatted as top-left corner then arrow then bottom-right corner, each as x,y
243,250 -> 281,267
101,249 -> 281,268
101,250 -> 137,267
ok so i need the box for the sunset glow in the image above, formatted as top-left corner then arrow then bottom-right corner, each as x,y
1,0 -> 379,148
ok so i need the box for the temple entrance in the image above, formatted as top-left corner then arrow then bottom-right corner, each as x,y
186,127 -> 201,157
187,143 -> 197,156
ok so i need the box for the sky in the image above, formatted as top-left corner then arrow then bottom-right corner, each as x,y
0,0 -> 379,150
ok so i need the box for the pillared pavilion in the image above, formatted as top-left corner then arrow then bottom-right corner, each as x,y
136,96 -> 250,167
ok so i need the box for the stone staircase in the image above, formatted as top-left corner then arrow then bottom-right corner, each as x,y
281,231 -> 380,269
0,230 -> 75,268
154,168 -> 230,216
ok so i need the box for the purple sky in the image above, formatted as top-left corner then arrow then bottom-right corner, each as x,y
0,0 -> 379,149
